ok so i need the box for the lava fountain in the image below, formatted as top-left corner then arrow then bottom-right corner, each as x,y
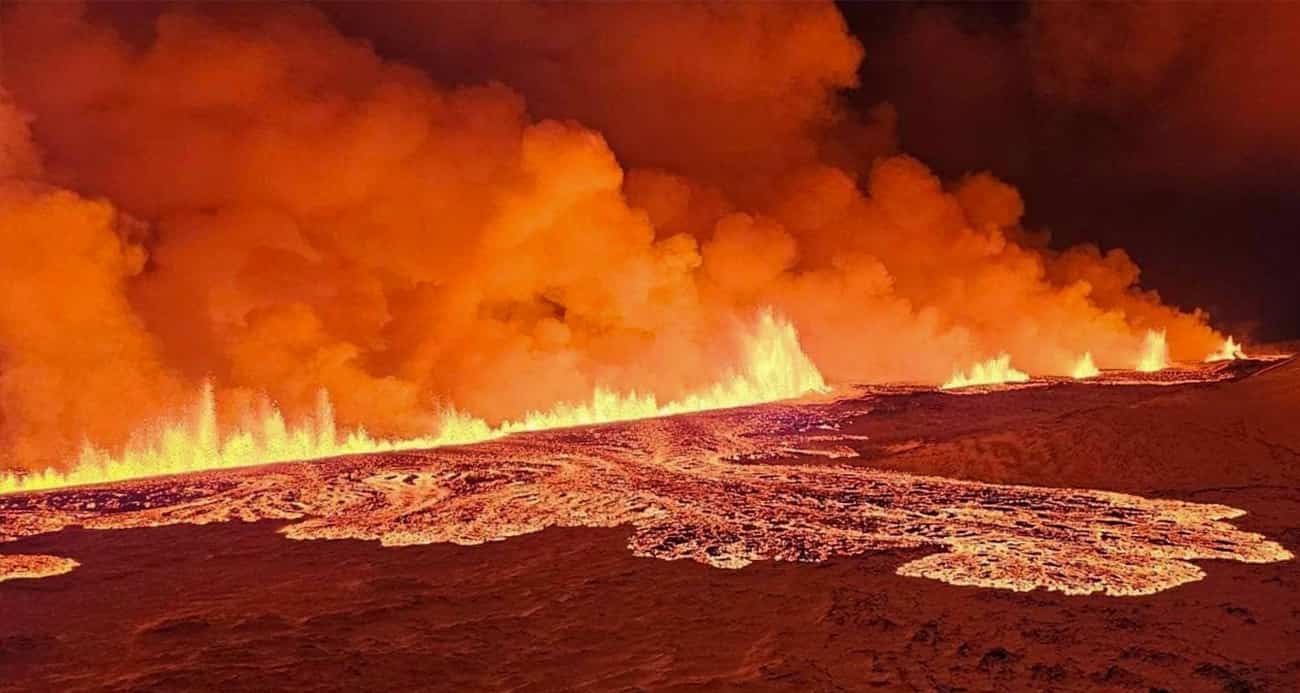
1071,352 -> 1100,379
1136,329 -> 1170,372
0,310 -> 826,495
1206,336 -> 1247,362
941,353 -> 1030,390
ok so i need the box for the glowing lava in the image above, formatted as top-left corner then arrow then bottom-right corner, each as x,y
0,380 -> 1289,596
0,310 -> 826,495
941,353 -> 1030,390
1071,352 -> 1100,379
1206,336 -> 1247,362
0,555 -> 79,583
1136,329 -> 1170,372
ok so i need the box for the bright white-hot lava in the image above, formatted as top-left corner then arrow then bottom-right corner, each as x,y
1071,352 -> 1100,379
941,353 -> 1030,390
1136,329 -> 1170,372
0,310 -> 826,495
1206,336 -> 1247,362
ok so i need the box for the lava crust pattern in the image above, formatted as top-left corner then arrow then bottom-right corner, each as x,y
1,393 -> 1291,596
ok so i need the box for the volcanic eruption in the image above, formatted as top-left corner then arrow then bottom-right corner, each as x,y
1,2 -> 1297,691
0,1 -> 1238,486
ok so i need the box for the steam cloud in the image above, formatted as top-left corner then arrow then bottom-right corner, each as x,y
0,2 -> 1223,472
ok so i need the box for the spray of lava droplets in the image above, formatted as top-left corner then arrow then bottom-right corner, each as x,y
1072,352 -> 1101,379
941,353 -> 1030,390
1206,336 -> 1247,362
1136,330 -> 1171,372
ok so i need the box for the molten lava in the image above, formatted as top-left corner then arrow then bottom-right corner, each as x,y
0,310 -> 826,495
1136,329 -> 1170,372
1071,352 -> 1101,379
0,554 -> 78,583
1206,336 -> 1247,362
941,353 -> 1030,390
1,369 -> 1290,597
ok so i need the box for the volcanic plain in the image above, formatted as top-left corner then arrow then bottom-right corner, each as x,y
2,357 -> 1297,692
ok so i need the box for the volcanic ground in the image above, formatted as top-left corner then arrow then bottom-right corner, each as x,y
2,357 -> 1298,691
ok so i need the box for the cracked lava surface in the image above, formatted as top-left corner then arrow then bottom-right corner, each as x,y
1,365 -> 1291,597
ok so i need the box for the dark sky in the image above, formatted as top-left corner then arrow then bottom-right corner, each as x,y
837,1 -> 1300,341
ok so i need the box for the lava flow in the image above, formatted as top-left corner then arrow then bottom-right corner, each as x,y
0,310 -> 826,495
1,357 -> 1290,596
0,1 -> 1293,609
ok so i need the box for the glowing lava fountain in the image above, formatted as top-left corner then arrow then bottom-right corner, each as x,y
1206,336 -> 1247,362
1136,329 -> 1170,372
1071,352 -> 1100,379
0,309 -> 826,495
941,353 -> 1030,390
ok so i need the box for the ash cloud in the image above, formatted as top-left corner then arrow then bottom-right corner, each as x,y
0,1 -> 1223,472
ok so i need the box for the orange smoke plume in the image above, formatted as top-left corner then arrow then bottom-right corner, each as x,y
0,2 -> 1232,480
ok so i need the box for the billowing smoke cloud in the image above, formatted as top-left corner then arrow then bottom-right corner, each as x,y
0,1 -> 1222,472
318,1 -> 893,199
